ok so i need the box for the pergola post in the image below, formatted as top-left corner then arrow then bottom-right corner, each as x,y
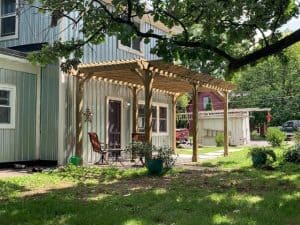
172,95 -> 178,153
75,77 -> 85,160
192,83 -> 199,162
143,70 -> 154,144
131,87 -> 139,134
224,91 -> 229,156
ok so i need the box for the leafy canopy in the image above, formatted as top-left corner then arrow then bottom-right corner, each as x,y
27,0 -> 299,77
230,43 -> 300,125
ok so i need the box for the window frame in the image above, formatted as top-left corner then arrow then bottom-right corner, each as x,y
0,0 -> 18,41
137,101 -> 168,136
0,84 -> 16,129
118,22 -> 144,56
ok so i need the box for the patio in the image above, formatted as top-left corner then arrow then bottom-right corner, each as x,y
73,59 -> 235,163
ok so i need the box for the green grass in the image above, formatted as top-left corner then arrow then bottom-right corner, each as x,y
176,146 -> 240,155
0,151 -> 299,225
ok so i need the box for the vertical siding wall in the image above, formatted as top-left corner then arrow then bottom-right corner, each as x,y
0,5 -> 58,48
39,64 -> 59,160
0,69 -> 36,162
63,77 -> 173,164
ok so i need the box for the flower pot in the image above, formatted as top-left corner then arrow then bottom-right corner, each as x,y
69,156 -> 81,166
146,159 -> 163,175
251,155 -> 267,167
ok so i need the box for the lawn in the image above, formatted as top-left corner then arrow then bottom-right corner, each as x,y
176,146 -> 240,155
0,148 -> 299,225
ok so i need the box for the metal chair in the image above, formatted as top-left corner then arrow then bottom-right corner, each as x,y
88,132 -> 108,164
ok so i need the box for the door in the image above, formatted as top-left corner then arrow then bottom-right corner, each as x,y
108,99 -> 122,148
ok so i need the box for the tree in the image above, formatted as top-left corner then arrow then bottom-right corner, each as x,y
27,0 -> 300,78
230,43 -> 300,126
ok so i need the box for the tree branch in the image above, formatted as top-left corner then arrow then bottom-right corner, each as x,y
229,29 -> 300,71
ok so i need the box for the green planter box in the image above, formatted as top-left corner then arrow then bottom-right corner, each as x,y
146,159 -> 163,175
69,156 -> 81,166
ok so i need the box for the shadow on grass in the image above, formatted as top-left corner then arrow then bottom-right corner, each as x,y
0,164 -> 299,225
0,180 -> 28,200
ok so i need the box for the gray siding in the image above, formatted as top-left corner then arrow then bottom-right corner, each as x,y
63,77 -> 172,164
0,4 -> 59,48
0,69 -> 36,162
40,64 -> 59,160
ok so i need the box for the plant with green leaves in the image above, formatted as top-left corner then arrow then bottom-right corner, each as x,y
293,131 -> 300,145
27,0 -> 299,78
125,143 -> 176,168
284,145 -> 300,163
230,43 -> 300,126
248,147 -> 277,168
266,127 -> 286,147
215,132 -> 224,147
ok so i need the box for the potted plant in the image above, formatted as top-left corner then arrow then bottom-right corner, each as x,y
248,147 -> 276,168
125,143 -> 176,174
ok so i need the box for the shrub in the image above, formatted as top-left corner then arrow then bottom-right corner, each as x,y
125,143 -> 176,168
293,131 -> 300,145
215,132 -> 224,147
248,147 -> 277,168
266,127 -> 286,147
284,145 -> 300,163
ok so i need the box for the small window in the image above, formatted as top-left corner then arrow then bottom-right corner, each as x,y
138,103 -> 168,134
0,84 -> 15,129
152,106 -> 157,132
203,96 -> 213,110
0,0 -> 17,38
119,22 -> 143,54
138,104 -> 145,132
159,106 -> 167,132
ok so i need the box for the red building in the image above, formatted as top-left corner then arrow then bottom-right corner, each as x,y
188,91 -> 225,112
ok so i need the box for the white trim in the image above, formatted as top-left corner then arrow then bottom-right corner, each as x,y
35,68 -> 41,159
137,100 -> 169,136
0,84 -> 16,129
0,53 -> 40,75
0,0 -> 19,41
106,96 -> 124,149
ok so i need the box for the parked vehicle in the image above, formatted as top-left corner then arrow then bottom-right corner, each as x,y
281,120 -> 300,132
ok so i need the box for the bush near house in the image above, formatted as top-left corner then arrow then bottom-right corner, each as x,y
215,133 -> 224,147
284,145 -> 300,163
248,147 -> 277,168
266,127 -> 286,147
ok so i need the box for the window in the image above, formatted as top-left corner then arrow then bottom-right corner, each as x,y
138,104 -> 145,132
159,106 -> 167,132
0,0 -> 17,39
203,96 -> 213,110
0,84 -> 15,129
152,106 -> 157,132
138,103 -> 168,134
118,22 -> 143,55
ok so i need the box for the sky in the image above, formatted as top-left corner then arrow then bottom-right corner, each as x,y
282,16 -> 300,31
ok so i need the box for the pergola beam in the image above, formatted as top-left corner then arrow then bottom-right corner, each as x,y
192,83 -> 199,162
224,91 -> 229,156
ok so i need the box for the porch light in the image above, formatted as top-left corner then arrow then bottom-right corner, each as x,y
124,101 -> 131,109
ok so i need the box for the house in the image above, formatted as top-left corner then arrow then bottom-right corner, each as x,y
0,1 -> 234,165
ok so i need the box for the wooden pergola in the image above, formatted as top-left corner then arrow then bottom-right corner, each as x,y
74,58 -> 235,162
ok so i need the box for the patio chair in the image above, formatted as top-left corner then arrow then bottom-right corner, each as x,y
88,132 -> 108,164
